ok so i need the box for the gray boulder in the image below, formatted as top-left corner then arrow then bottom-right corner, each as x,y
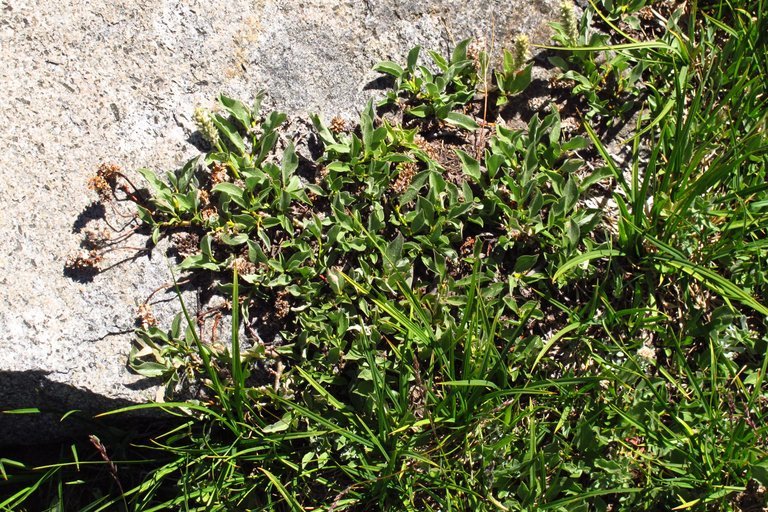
0,0 -> 559,445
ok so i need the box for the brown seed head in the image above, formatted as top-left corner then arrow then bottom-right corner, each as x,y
97,163 -> 121,182
231,256 -> 257,275
413,134 -> 438,160
638,6 -> 654,20
137,303 -> 157,330
87,175 -> 113,202
171,232 -> 200,258
460,236 -> 476,257
274,290 -> 291,319
391,162 -> 418,194
329,116 -> 346,133
467,37 -> 486,71
210,163 -> 229,185
65,250 -> 104,270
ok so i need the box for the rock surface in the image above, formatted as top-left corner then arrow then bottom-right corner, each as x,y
0,0 -> 559,445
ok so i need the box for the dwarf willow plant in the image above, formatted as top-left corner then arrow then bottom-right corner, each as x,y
123,34 -> 602,388
374,40 -> 483,129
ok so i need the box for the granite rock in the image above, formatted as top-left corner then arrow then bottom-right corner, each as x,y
0,0 -> 559,445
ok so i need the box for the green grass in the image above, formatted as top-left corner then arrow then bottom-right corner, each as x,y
5,0 -> 768,510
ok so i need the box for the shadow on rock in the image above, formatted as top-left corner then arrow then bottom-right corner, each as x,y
0,370 -> 171,448
72,201 -> 107,234
363,75 -> 395,92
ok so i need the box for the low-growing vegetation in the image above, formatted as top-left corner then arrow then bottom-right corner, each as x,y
4,0 -> 768,510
